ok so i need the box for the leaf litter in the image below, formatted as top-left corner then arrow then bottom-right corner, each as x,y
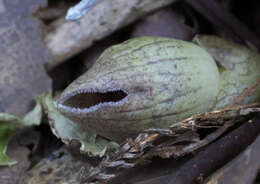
78,102 -> 260,183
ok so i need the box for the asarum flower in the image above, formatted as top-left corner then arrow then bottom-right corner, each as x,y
56,36 -> 220,142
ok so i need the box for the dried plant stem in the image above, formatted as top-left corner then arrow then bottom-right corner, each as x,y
137,114 -> 260,184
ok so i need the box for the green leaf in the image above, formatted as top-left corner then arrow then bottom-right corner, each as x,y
23,96 -> 43,126
0,113 -> 24,166
42,94 -> 118,157
0,97 -> 43,166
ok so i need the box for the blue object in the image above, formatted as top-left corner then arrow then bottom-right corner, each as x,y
66,0 -> 100,21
